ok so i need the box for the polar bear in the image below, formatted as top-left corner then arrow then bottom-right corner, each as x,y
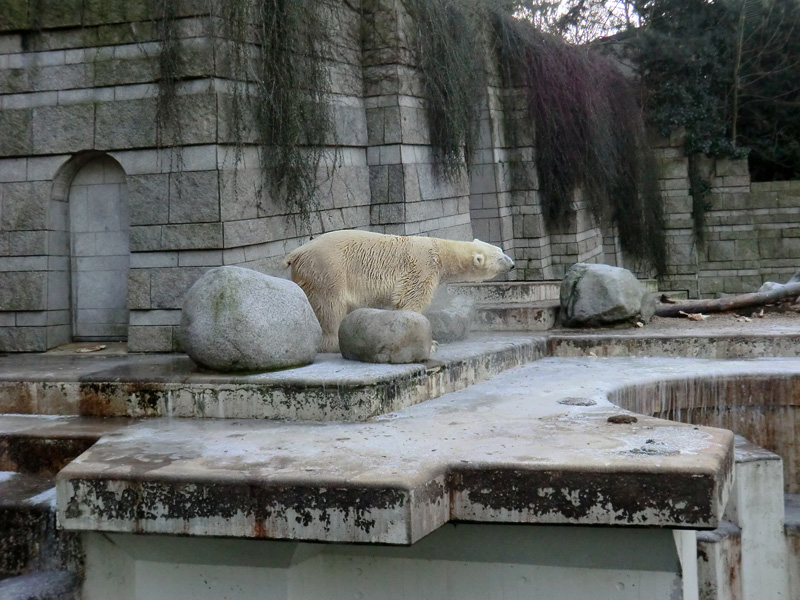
284,230 -> 514,352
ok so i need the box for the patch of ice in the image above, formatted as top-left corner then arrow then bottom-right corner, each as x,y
28,487 -> 57,507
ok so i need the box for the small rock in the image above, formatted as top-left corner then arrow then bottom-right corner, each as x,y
560,263 -> 653,328
759,281 -> 784,293
180,266 -> 321,372
339,308 -> 432,364
558,397 -> 597,406
607,414 -> 638,424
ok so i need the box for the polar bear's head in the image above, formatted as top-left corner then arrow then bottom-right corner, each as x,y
467,239 -> 515,281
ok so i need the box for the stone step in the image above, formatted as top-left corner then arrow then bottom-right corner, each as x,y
0,472 -> 81,580
449,279 -> 662,307
0,571 -> 80,600
448,281 -> 562,304
471,301 -> 559,332
0,415 -> 130,475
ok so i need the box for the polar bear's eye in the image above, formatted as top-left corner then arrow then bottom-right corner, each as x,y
473,253 -> 485,267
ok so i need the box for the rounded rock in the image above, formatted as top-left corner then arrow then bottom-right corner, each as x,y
338,308 -> 432,364
180,266 -> 321,372
560,263 -> 652,327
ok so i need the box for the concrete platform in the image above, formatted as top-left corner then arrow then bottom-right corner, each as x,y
55,356 -> 794,544
0,335 -> 544,421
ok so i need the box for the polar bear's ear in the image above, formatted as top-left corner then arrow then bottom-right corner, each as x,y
473,238 -> 482,243
473,252 -> 485,267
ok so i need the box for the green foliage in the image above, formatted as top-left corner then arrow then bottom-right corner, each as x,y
150,0 -> 181,149
688,155 -> 712,244
250,0 -> 337,229
402,0 -> 487,179
631,0 -> 800,181
491,8 -> 667,274
631,0 -> 742,158
735,0 -> 800,181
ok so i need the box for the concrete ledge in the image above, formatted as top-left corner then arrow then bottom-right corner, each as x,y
0,334 -> 544,421
549,331 -> 800,358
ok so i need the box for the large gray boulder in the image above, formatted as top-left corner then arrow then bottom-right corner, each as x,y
560,263 -> 654,327
180,266 -> 321,372
339,308 -> 432,363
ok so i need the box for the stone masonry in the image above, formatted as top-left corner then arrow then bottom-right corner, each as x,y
0,0 -> 797,351
654,132 -> 800,299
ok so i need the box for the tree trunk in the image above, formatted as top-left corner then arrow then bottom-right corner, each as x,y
656,282 -> 800,317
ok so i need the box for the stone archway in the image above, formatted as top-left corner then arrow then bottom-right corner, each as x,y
66,155 -> 130,341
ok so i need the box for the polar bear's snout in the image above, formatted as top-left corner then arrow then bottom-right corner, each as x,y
502,253 -> 515,271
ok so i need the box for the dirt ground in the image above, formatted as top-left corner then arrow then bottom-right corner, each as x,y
628,305 -> 800,335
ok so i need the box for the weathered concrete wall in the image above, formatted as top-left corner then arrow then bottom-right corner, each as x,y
0,1 -> 373,351
80,525 -> 694,600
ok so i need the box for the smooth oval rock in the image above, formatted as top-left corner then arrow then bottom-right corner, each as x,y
180,266 -> 321,372
560,263 -> 653,327
338,308 -> 432,364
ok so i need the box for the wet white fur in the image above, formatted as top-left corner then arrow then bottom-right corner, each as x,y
284,230 -> 514,352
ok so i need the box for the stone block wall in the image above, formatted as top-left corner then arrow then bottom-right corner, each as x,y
362,0 -> 473,240
0,0 -> 372,351
5,0 -> 797,351
656,133 -> 800,298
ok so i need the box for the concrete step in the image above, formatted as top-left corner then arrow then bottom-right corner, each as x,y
472,301 -> 559,332
0,571 -> 80,600
696,520 -> 742,600
448,281 -> 561,304
0,472 -> 82,580
0,415 -> 130,475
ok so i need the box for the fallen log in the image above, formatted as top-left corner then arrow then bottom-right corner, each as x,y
655,282 -> 800,318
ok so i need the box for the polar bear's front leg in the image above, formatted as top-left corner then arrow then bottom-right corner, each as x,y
304,289 -> 347,353
393,279 -> 439,356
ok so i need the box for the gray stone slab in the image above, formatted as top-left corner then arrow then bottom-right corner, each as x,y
127,174 -> 170,226
0,109 -> 32,156
0,181 -> 48,230
161,223 -> 223,251
149,266 -> 208,309
177,93 -> 218,145
32,104 -> 94,155
168,171 -> 220,224
127,324 -> 174,353
95,98 -> 157,149
0,272 -> 46,311
0,325 -> 46,352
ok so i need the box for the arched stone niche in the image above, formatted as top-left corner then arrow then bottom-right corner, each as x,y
51,152 -> 131,342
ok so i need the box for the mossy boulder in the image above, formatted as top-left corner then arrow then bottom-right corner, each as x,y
180,266 -> 321,372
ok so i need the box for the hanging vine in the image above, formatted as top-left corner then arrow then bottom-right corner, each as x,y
402,0 -> 487,180
151,0 -> 339,232
489,7 -> 666,274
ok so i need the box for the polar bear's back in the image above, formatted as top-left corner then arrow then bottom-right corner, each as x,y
285,230 -> 439,305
